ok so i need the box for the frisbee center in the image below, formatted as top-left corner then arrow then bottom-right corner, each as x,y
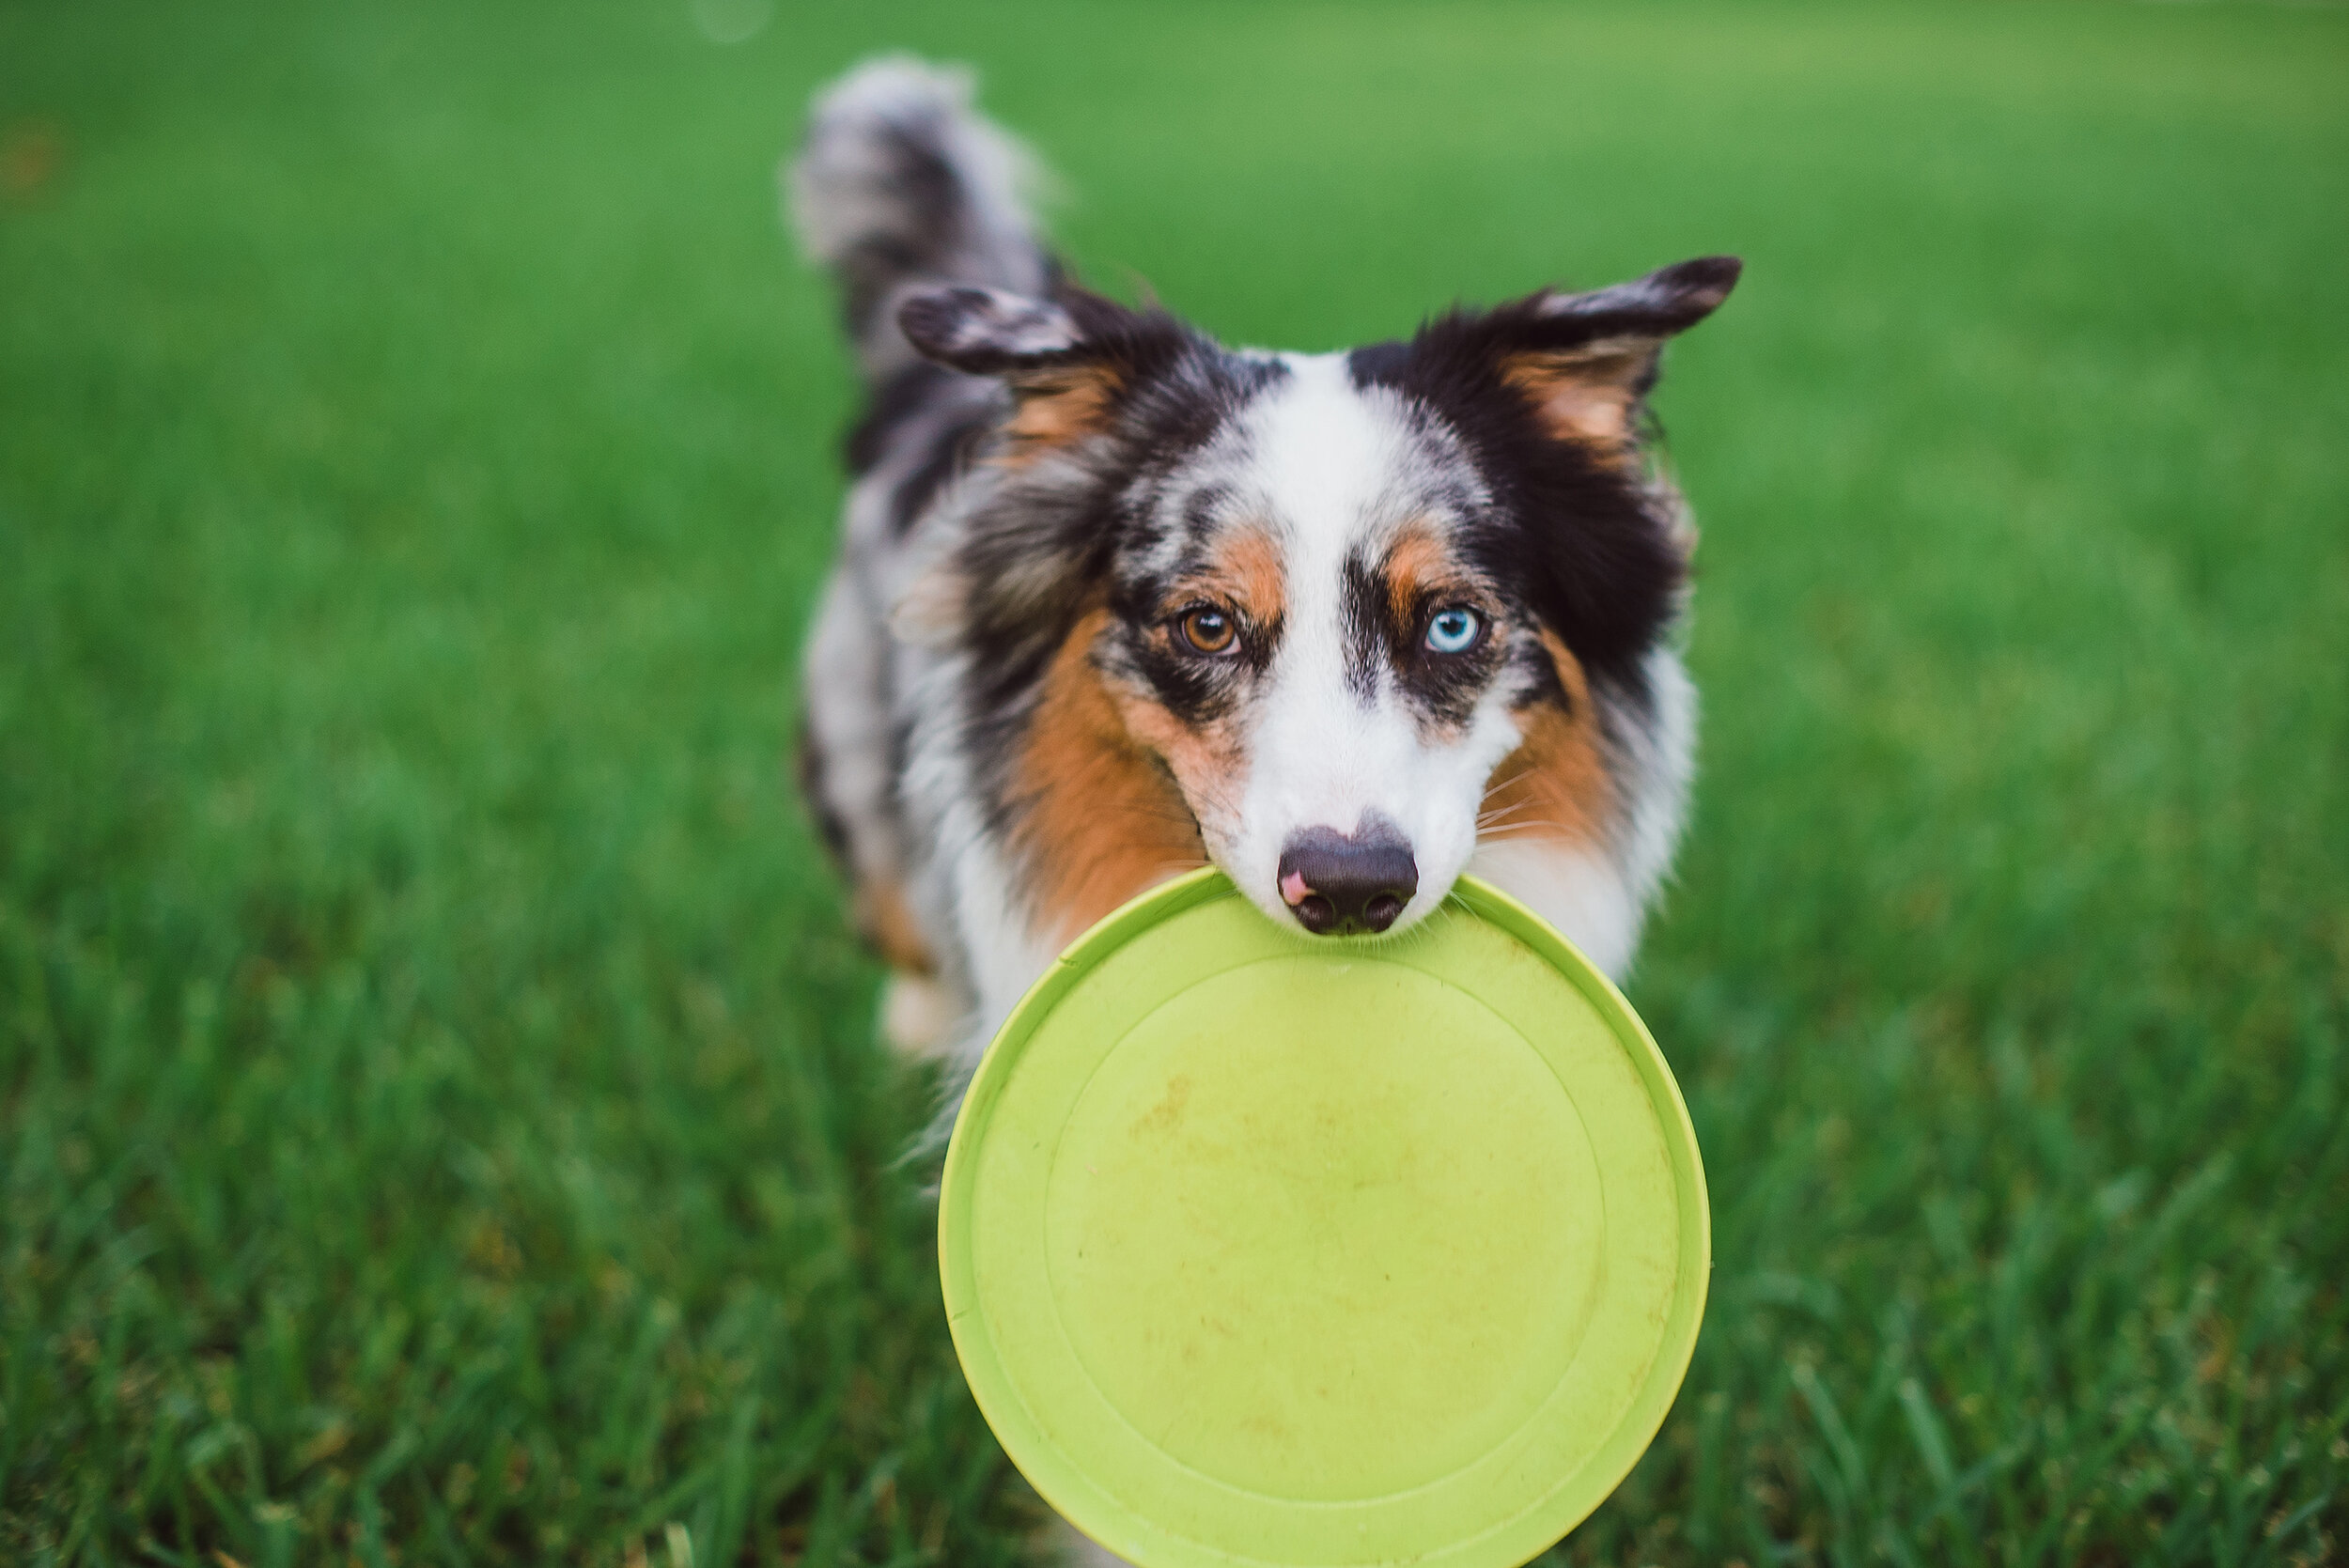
1045,954 -> 1605,1502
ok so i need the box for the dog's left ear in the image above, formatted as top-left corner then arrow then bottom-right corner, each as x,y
1482,256 -> 1741,450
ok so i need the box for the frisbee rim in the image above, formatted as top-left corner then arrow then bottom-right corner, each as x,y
939,868 -> 1709,1568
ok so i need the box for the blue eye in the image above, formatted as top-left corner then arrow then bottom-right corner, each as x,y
1424,607 -> 1484,654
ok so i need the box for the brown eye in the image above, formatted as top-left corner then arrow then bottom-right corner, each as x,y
1177,605 -> 1237,655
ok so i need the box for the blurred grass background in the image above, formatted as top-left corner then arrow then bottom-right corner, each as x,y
3,0 -> 2345,1563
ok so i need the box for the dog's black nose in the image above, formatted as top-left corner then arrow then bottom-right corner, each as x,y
1277,820 -> 1418,935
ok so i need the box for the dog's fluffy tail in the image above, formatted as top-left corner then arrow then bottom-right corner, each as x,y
788,55 -> 1053,383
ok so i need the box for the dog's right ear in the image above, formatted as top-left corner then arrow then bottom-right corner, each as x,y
897,285 -> 1094,375
891,284 -> 1189,644
897,284 -> 1178,461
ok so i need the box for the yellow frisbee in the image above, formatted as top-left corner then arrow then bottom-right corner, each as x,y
939,869 -> 1707,1567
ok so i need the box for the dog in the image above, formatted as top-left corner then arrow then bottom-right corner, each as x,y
786,56 -> 1736,1565
788,54 -> 1734,1079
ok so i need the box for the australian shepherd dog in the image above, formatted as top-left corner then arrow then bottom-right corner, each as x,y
787,57 -> 1737,1085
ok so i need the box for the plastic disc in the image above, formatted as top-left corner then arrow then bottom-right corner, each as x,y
939,870 -> 1707,1568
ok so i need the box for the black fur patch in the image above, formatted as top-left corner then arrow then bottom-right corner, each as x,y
795,714 -> 851,867
1348,318 -> 1685,706
1339,551 -> 1387,704
886,402 -> 993,536
845,361 -> 957,474
1340,543 -> 1504,730
1123,630 -> 1243,726
1507,634 -> 1571,713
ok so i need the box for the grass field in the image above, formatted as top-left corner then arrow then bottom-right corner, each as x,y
4,1 -> 2346,1563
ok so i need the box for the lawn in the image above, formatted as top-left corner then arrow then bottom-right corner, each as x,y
3,1 -> 2345,1563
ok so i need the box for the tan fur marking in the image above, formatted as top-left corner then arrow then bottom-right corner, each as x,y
1214,529 -> 1287,627
1380,524 -> 1489,627
1111,689 -> 1246,835
1155,525 -> 1287,631
1500,349 -> 1647,464
1013,610 -> 1209,941
853,879 -> 937,976
1481,630 -> 1613,847
999,368 -> 1121,463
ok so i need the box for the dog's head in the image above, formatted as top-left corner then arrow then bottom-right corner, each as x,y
894,258 -> 1737,944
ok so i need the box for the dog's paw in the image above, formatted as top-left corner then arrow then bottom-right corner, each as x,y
879,971 -> 957,1059
1040,1514 -> 1133,1568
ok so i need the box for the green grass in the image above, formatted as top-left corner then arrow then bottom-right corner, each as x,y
3,1 -> 2345,1563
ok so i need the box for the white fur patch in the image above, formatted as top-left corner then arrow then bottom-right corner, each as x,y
1467,838 -> 1643,980
1210,355 -> 1526,935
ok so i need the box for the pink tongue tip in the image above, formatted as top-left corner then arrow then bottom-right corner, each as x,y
1279,870 -> 1310,908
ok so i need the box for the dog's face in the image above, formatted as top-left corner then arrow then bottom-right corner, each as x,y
1087,358 -> 1546,939
897,258 -> 1735,942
